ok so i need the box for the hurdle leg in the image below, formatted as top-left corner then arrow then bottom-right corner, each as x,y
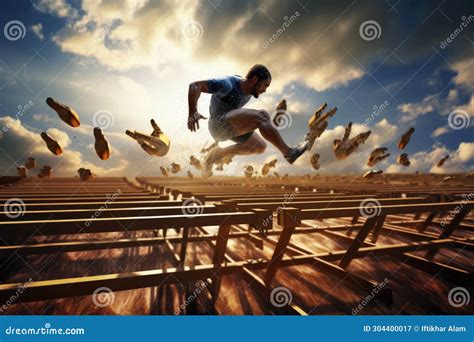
346,215 -> 359,236
339,216 -> 380,269
370,214 -> 387,243
264,208 -> 301,286
209,224 -> 231,302
179,228 -> 190,267
417,212 -> 437,233
425,209 -> 469,260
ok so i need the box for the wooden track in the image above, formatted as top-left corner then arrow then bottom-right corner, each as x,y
0,175 -> 473,315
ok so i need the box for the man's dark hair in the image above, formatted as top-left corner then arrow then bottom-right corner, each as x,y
246,64 -> 271,81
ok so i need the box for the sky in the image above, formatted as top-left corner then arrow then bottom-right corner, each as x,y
0,0 -> 473,177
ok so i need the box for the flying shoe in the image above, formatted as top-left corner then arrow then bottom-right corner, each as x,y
46,97 -> 80,127
25,157 -> 36,169
261,159 -> 277,176
398,127 -> 415,149
41,132 -> 63,155
94,127 -> 111,160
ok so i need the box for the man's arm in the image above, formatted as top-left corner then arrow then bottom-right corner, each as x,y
188,81 -> 209,114
187,81 -> 209,132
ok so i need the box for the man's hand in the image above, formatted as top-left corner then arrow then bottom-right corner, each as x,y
188,111 -> 207,132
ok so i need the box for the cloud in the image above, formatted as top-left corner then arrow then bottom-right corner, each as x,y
398,95 -> 438,123
0,114 -> 215,178
447,89 -> 458,101
31,23 -> 44,40
398,57 -> 474,127
457,142 -> 474,162
32,113 -> 52,122
8,1 -> 471,177
453,58 -> 474,88
387,142 -> 473,174
45,0 -> 474,95
429,58 -> 474,137
47,0 -> 408,92
457,94 -> 474,118
35,0 -> 78,18
452,58 -> 474,119
431,126 -> 450,138
51,0 -> 191,72
47,127 -> 71,148
0,116 -> 128,176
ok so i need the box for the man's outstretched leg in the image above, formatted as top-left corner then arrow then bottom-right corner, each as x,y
202,108 -> 309,177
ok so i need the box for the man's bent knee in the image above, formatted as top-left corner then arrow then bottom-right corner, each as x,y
255,110 -> 271,126
258,110 -> 270,120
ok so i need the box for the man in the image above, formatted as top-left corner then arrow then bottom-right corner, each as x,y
187,64 -> 309,177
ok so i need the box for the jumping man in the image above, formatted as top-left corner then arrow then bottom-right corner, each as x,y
187,64 -> 309,177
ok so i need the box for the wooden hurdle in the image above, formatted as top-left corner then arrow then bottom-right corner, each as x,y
0,176 -> 472,315
264,201 -> 474,287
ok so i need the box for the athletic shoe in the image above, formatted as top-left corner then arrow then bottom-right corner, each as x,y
285,140 -> 310,164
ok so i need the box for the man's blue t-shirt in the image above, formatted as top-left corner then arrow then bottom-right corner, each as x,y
208,75 -> 251,117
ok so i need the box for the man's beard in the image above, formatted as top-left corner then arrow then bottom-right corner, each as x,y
251,86 -> 259,98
